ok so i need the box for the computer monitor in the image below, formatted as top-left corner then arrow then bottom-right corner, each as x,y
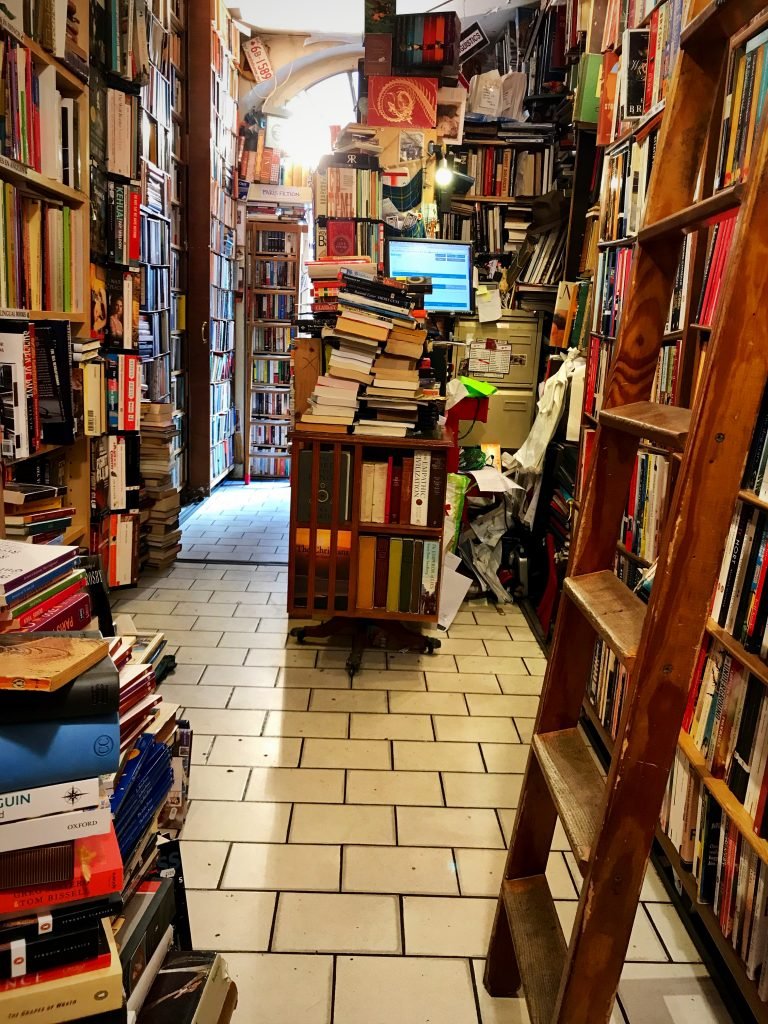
386,238 -> 473,314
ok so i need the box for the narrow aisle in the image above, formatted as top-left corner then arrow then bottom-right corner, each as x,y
180,482 -> 291,563
114,562 -> 732,1024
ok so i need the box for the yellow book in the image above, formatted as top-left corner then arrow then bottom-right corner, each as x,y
24,198 -> 42,311
724,52 -> 747,186
5,183 -> 16,309
386,538 -> 403,611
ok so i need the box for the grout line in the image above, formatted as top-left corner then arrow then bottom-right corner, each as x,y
330,954 -> 338,1024
467,954 -> 486,1024
266,889 -> 281,953
438,772 -> 448,808
641,901 -> 674,963
216,841 -> 234,889
398,893 -> 406,956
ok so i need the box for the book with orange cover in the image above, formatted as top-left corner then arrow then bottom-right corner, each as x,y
0,634 -> 109,691
356,537 -> 376,610
0,828 -> 123,916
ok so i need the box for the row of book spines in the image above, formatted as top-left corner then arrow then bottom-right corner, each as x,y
718,30 -> 768,190
696,215 -> 737,327
361,454 -> 446,530
356,535 -> 440,615
0,187 -> 82,313
664,755 -> 768,995
712,501 -> 768,654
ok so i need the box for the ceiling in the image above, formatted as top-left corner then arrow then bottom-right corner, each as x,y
226,0 -> 523,36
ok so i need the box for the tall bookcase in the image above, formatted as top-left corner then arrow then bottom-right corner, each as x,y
562,0 -> 768,1016
244,220 -> 303,482
169,0 -> 188,493
187,0 -> 239,493
0,8 -> 91,544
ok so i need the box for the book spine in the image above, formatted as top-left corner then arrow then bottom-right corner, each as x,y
426,454 -> 446,529
373,536 -> 389,608
0,777 -> 103,825
420,539 -> 440,615
410,452 -> 431,527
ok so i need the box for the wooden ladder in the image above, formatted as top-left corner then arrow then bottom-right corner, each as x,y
485,2 -> 768,1021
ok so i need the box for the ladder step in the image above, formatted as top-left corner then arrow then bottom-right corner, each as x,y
501,875 -> 567,1024
598,401 -> 690,451
637,183 -> 743,244
564,570 -> 646,668
533,729 -> 606,874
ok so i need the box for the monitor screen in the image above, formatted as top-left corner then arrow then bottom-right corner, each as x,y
387,238 -> 473,314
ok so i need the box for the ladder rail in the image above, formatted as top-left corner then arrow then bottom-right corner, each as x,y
486,0 -> 768,1016
552,102 -> 768,1019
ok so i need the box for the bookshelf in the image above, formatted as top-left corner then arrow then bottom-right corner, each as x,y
244,220 -> 303,482
313,154 -> 384,266
0,8 -> 91,546
287,432 -> 449,632
558,2 -> 768,1015
187,0 -> 239,493
169,0 -> 188,497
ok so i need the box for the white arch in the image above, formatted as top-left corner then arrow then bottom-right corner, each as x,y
241,43 -> 364,116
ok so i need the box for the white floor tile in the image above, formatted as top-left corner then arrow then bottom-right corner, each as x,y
273,892 -> 400,953
334,956 -> 478,1024
183,800 -> 291,843
345,769 -> 443,806
403,895 -> 496,956
290,804 -> 396,845
224,953 -> 332,1024
222,843 -> 340,891
187,890 -> 276,950
343,846 -> 458,895
179,840 -> 229,888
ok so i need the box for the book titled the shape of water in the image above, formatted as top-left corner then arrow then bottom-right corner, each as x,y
0,715 -> 120,791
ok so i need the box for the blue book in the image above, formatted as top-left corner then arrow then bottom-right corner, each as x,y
0,715 -> 120,791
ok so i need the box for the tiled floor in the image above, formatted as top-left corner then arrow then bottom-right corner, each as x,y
181,481 -> 290,564
116,561 -> 734,1024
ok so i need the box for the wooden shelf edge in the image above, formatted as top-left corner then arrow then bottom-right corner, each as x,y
739,488 -> 768,513
656,831 -> 768,1024
704,617 -> 768,688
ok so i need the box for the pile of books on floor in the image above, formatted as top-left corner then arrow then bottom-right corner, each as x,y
139,403 -> 182,569
0,537 -> 92,633
298,269 -> 432,438
0,622 -> 202,1021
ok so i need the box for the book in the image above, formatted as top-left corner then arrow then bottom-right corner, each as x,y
0,714 -> 120,790
356,536 -> 376,610
137,950 -> 231,1024
373,536 -> 389,608
0,776 -> 104,825
0,541 -> 77,601
0,919 -> 122,1022
387,538 -> 404,612
410,451 -> 431,527
296,450 -> 352,523
0,828 -> 123,915
0,800 -> 112,854
0,634 -> 109,692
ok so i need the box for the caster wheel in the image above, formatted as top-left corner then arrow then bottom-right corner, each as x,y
424,638 -> 441,654
290,627 -> 307,644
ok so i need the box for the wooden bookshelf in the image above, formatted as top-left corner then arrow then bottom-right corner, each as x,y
187,0 -> 239,492
287,432 -> 451,622
243,220 -> 304,483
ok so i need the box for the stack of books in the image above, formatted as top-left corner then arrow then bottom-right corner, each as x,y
4,482 -> 77,548
306,256 -> 376,314
139,404 -> 182,569
0,633 -> 125,1023
298,270 -> 433,437
0,538 -> 91,633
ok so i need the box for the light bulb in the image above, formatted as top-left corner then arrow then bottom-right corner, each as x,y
435,157 -> 453,187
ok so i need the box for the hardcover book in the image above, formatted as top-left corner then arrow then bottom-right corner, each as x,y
138,950 -> 231,1024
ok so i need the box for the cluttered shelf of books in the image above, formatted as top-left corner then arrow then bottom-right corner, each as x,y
0,536 -> 237,1023
186,0 -> 239,493
559,6 -> 768,1013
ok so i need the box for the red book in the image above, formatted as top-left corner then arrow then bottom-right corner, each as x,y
368,77 -> 438,129
11,575 -> 87,629
682,640 -> 709,733
123,353 -> 140,431
26,591 -> 92,633
400,457 -> 414,524
754,759 -> 768,837
327,220 -> 356,259
0,829 -> 123,916
129,187 -> 140,264
373,536 -> 389,608
389,460 -> 403,524
384,457 -> 393,522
